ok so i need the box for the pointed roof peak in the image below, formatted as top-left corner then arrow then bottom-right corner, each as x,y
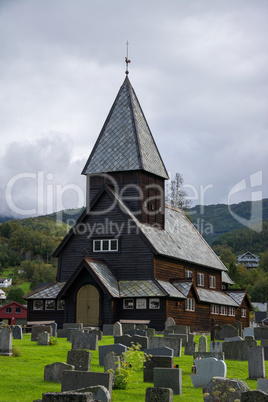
82,76 -> 168,179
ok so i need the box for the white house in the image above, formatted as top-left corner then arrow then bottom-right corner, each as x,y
237,251 -> 259,270
0,278 -> 12,288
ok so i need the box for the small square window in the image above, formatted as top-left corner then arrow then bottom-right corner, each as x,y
149,298 -> 160,309
136,298 -> 147,309
185,270 -> 192,278
5,307 -> 11,313
45,300 -> 55,310
57,299 -> 65,310
15,307 -> 21,314
111,240 -> 118,250
33,300 -> 43,310
123,298 -> 134,309
93,240 -> 101,251
102,240 -> 109,250
197,273 -> 204,286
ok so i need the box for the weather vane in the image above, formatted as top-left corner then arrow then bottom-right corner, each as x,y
125,40 -> 131,74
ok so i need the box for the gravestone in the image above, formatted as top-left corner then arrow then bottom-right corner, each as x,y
68,329 -> 83,342
198,335 -> 207,352
165,317 -> 176,329
63,323 -> 83,330
75,385 -> 111,402
153,367 -> 182,395
144,346 -> 174,357
241,390 -> 268,402
235,321 -> 242,337
149,336 -> 182,357
248,346 -> 266,379
113,321 -> 122,336
51,322 -> 57,337
254,327 -> 268,340
215,324 -> 236,340
104,351 -> 120,373
147,328 -> 155,337
243,327 -> 254,339
61,370 -> 113,396
223,337 -> 257,360
136,324 -> 148,330
38,331 -> 50,346
194,351 -> 225,361
103,324 -> 114,336
209,341 -> 223,353
144,355 -> 174,382
67,349 -> 92,371
188,334 -> 195,343
0,325 -> 12,356
127,329 -> 146,337
44,362 -> 75,383
72,333 -> 98,351
42,391 -> 93,401
204,318 -> 221,342
11,325 -> 23,340
257,378 -> 268,394
184,341 -> 198,355
99,343 -> 127,366
145,387 -> 173,402
191,358 -> 226,387
31,325 -> 52,341
121,323 -> 135,334
203,377 -> 250,402
85,329 -> 102,341
58,323 -> 83,339
167,325 -> 190,334
224,336 -> 243,342
261,339 -> 268,360
165,333 -> 188,347
114,334 -> 148,351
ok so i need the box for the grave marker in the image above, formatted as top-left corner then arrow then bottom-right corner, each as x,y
191,357 -> 226,387
248,346 -> 266,379
104,351 -> 120,373
153,367 -> 182,395
145,387 -> 173,402
198,335 -> 207,352
72,333 -> 98,351
0,325 -> 12,356
67,350 -> 92,371
44,362 -> 75,383
144,355 -> 174,382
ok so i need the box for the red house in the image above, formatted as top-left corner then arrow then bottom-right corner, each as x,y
0,302 -> 27,325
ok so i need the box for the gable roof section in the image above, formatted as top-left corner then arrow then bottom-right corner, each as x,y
225,289 -> 253,309
24,282 -> 66,299
82,76 -> 168,179
196,288 -> 238,307
222,271 -> 234,285
0,301 -> 27,311
85,258 -> 119,298
119,280 -> 165,297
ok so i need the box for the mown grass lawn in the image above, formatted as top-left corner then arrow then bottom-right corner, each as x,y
0,334 -> 266,402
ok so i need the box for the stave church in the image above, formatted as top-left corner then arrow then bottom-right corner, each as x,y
25,67 -> 252,331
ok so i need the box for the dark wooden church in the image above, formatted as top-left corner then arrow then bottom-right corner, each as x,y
25,73 -> 252,331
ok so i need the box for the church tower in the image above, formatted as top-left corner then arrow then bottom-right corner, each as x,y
82,75 -> 169,229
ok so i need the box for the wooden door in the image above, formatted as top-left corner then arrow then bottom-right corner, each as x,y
76,285 -> 99,326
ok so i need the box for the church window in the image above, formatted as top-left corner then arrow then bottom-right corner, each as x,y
209,275 -> 216,288
185,298 -> 195,311
123,298 -> 134,309
197,273 -> 204,286
211,304 -> 219,314
33,300 -> 43,310
185,270 -> 192,278
220,306 -> 227,315
93,239 -> 118,252
45,300 -> 55,310
149,298 -> 160,309
136,298 -> 147,309
241,308 -> 246,318
57,300 -> 65,310
229,307 -> 235,316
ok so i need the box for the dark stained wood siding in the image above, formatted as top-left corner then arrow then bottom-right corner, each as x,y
27,299 -> 65,328
58,191 -> 153,282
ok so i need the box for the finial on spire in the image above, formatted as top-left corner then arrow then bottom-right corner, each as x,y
125,40 -> 131,74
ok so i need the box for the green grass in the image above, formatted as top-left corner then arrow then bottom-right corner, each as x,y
0,334 -> 266,402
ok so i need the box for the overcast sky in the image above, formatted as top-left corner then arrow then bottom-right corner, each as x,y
0,0 -> 267,219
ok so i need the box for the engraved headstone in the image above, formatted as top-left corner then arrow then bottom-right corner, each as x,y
104,351 -> 120,373
144,356 -> 174,382
153,367 -> 182,395
44,362 -> 75,383
248,346 -> 266,379
38,331 -> 50,346
72,333 -> 98,351
165,317 -> 176,330
67,349 -> 92,371
191,358 -> 226,387
198,335 -> 207,352
184,341 -> 198,355
113,322 -> 122,336
0,325 -> 12,356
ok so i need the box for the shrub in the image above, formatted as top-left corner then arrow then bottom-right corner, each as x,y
12,346 -> 22,357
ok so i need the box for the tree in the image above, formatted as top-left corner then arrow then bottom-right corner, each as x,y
6,286 -> 25,304
259,249 -> 268,272
165,173 -> 192,209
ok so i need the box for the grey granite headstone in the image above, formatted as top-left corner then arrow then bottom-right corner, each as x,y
191,358 -> 226,387
241,390 -> 268,402
38,331 -> 50,346
127,329 -> 146,337
261,339 -> 268,360
0,325 -> 12,355
147,328 -> 155,337
198,335 -> 207,352
203,377 -> 249,401
248,346 -> 266,379
11,325 -> 23,340
194,351 -> 225,361
165,317 -> 176,329
63,323 -> 83,330
99,343 -> 127,366
254,327 -> 268,340
113,321 -> 122,336
31,325 -> 52,341
235,321 -> 242,337
257,378 -> 268,393
144,347 -> 174,357
44,362 -> 75,383
76,385 -> 111,402
67,349 -> 92,371
215,324 -> 236,340
223,338 -> 257,360
209,341 -> 223,353
224,336 -> 243,342
51,323 -> 57,337
145,387 -> 173,402
167,325 -> 190,334
121,323 -> 136,334
72,333 -> 98,351
114,334 -> 148,350
184,341 -> 198,355
103,324 -> 114,336
144,356 -> 174,382
164,333 -> 188,347
154,367 -> 182,395
149,336 -> 182,357
103,351 -> 120,373
68,329 -> 83,342
85,329 -> 102,341
42,391 -> 93,401
61,370 -> 113,396
243,327 -> 254,339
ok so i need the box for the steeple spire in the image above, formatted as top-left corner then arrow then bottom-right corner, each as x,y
125,40 -> 131,75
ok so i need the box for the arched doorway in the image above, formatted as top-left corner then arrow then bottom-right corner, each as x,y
76,284 -> 99,326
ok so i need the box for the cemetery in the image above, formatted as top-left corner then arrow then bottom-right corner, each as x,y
0,322 -> 267,401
